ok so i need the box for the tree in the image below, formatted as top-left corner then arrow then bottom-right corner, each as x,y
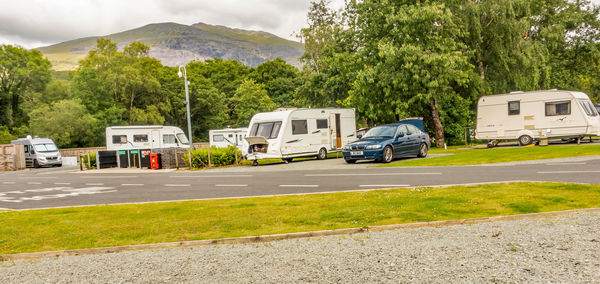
230,79 -> 276,126
249,58 -> 299,106
29,99 -> 97,148
0,45 -> 51,128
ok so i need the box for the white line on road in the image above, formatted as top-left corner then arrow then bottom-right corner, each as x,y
18,176 -> 57,179
215,184 -> 248,187
165,184 -> 191,187
85,183 -> 105,186
545,162 -> 587,166
305,173 -> 441,177
538,171 -> 600,174
279,185 -> 320,188
80,176 -> 137,179
121,184 -> 144,186
2,182 -> 16,184
27,182 -> 42,185
170,175 -> 253,178
360,184 -> 410,188
54,182 -> 71,185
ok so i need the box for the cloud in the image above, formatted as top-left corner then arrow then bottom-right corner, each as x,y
0,0 -> 345,49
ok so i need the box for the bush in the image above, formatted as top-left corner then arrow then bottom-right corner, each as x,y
186,146 -> 241,168
81,152 -> 97,169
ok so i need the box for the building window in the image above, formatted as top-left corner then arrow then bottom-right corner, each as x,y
133,134 -> 148,142
316,119 -> 328,129
545,101 -> 571,116
292,120 -> 308,135
213,134 -> 224,142
508,101 -> 520,115
163,134 -> 176,144
112,135 -> 127,144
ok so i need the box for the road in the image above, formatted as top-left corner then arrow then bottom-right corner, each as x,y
1,155 -> 600,210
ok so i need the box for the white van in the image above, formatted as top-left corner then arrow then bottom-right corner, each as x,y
11,136 -> 62,168
105,125 -> 190,151
209,127 -> 248,150
243,108 -> 357,165
476,90 -> 600,146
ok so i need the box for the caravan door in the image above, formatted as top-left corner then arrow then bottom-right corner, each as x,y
151,130 -> 161,149
329,113 -> 342,149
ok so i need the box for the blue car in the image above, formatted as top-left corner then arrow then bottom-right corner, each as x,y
342,123 -> 431,163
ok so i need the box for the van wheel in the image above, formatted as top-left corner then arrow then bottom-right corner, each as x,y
518,135 -> 533,146
417,143 -> 428,158
382,146 -> 393,163
317,148 -> 327,160
33,159 -> 39,168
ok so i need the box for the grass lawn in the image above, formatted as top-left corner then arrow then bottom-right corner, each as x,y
1,182 -> 599,255
380,144 -> 600,167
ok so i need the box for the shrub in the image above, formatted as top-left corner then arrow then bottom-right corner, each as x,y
186,146 -> 241,168
81,152 -> 97,169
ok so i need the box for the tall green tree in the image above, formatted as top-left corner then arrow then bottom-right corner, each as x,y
0,45 -> 51,128
230,79 -> 277,126
249,58 -> 299,106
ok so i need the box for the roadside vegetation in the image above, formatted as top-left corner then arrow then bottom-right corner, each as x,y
381,144 -> 600,167
1,182 -> 600,255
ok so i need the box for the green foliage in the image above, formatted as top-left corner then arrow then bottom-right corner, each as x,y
249,58 -> 300,106
230,79 -> 277,126
29,99 -> 97,148
0,125 -> 17,144
186,146 -> 241,168
81,152 -> 97,169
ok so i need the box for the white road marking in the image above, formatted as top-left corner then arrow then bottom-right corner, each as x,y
85,183 -> 105,186
121,184 -> 144,186
537,171 -> 600,174
360,184 -> 410,188
27,182 -> 42,185
545,162 -> 587,166
215,184 -> 248,187
170,175 -> 253,178
279,185 -> 320,188
2,182 -> 16,184
18,176 -> 57,179
305,173 -> 441,177
54,183 -> 71,185
80,176 -> 137,179
165,184 -> 191,187
0,187 -> 117,203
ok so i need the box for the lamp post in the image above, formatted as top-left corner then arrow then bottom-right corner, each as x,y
178,66 -> 193,168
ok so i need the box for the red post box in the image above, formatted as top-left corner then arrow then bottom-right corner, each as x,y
150,153 -> 161,170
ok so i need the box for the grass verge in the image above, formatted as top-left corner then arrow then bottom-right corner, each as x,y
380,144 -> 600,167
1,182 -> 600,255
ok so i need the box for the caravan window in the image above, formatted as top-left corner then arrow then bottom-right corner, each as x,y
213,134 -> 224,142
112,135 -> 127,144
133,135 -> 148,142
316,119 -> 328,129
163,134 -> 176,144
508,101 -> 520,115
545,101 -> 571,116
176,133 -> 189,144
579,100 -> 598,117
250,122 -> 282,139
292,120 -> 308,135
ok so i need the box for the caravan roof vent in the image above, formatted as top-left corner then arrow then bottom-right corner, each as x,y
510,91 -> 524,94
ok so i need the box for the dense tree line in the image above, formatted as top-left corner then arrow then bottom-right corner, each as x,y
1,0 -> 600,148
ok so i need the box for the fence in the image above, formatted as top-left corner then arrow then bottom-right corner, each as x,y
0,144 -> 26,171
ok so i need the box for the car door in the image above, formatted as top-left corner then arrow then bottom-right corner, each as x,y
391,125 -> 409,156
405,124 -> 421,154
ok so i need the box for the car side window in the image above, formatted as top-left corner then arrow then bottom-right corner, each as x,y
407,125 -> 420,135
396,125 -> 408,136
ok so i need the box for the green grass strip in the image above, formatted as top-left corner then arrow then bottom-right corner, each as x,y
1,182 -> 599,255
380,144 -> 600,167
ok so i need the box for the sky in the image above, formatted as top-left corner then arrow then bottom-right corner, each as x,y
0,0 -> 345,49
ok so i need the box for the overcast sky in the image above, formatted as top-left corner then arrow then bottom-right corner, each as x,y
0,0 -> 345,49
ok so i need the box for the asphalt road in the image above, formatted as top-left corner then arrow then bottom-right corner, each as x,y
1,155 -> 600,210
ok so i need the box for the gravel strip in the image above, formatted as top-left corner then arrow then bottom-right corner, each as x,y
2,212 -> 600,283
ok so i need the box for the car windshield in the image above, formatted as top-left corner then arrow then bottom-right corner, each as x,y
33,143 -> 58,152
363,125 -> 397,138
176,133 -> 189,144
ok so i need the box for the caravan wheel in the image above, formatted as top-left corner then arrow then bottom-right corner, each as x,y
317,148 -> 327,160
518,135 -> 533,146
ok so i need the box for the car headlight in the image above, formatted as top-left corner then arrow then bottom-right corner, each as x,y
39,156 -> 46,160
366,144 -> 382,150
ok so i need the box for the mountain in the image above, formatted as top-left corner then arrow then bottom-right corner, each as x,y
36,22 -> 304,70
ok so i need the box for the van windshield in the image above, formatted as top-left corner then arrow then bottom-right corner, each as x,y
176,133 -> 189,144
34,143 -> 58,152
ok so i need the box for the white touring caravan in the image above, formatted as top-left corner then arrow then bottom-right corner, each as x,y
476,90 -> 600,146
243,108 -> 357,165
209,127 -> 248,150
11,136 -> 62,168
105,125 -> 190,151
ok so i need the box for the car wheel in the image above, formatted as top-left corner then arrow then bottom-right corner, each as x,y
518,135 -> 533,146
345,159 -> 356,164
417,143 -> 428,158
381,146 -> 393,163
317,148 -> 327,160
33,159 -> 39,168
